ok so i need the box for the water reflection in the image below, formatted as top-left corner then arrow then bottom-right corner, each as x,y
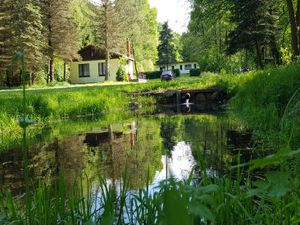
153,142 -> 196,184
0,114 -> 254,195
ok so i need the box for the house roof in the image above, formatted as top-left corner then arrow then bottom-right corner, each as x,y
78,45 -> 134,61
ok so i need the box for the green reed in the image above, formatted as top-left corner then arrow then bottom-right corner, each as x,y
1,153 -> 300,225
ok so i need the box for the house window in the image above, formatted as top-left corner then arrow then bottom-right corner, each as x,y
184,64 -> 192,70
98,63 -> 107,76
194,64 -> 197,68
79,64 -> 90,77
180,65 -> 183,70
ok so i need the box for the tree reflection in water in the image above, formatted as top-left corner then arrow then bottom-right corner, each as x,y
0,114 -> 253,197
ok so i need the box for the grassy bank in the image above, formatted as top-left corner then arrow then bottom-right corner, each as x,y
0,73 -> 234,151
229,63 -> 300,148
1,63 -> 300,155
0,86 -> 131,151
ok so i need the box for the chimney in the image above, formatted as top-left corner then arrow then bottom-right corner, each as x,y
126,38 -> 131,57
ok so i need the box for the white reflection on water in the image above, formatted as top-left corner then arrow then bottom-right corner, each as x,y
146,141 -> 197,195
153,141 -> 197,184
91,141 -> 197,222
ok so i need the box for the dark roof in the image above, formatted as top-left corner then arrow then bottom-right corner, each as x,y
78,45 -> 134,61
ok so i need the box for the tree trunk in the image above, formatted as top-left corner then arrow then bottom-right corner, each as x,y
104,4 -> 109,81
296,0 -> 300,49
286,0 -> 299,57
29,72 -> 32,86
6,70 -> 10,88
255,41 -> 264,69
32,72 -> 35,86
47,14 -> 54,83
105,49 -> 110,81
131,41 -> 139,76
63,62 -> 66,81
270,35 -> 281,65
49,55 -> 54,82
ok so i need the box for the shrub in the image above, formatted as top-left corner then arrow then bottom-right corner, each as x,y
116,67 -> 128,81
144,71 -> 161,79
190,68 -> 201,76
116,57 -> 128,81
172,69 -> 180,77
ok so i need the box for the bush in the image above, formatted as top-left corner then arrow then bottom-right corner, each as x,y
116,67 -> 128,81
144,71 -> 161,79
116,57 -> 128,81
190,68 -> 201,76
172,69 -> 180,77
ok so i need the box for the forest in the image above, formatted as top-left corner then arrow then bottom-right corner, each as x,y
1,0 -> 300,87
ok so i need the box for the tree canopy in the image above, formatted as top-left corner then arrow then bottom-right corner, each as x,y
0,0 -> 159,86
157,22 -> 177,69
182,0 -> 300,72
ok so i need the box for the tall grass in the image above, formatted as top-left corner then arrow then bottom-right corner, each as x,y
229,63 -> 300,148
1,147 -> 300,225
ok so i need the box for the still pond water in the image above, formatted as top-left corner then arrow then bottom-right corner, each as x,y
0,113 -> 254,195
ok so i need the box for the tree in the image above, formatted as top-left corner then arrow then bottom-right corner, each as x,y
116,57 -> 128,81
0,0 -> 46,86
226,0 -> 279,69
285,0 -> 300,57
40,0 -> 80,83
183,0 -> 242,72
86,0 -> 123,81
116,0 -> 159,72
157,22 -> 177,70
0,0 -> 14,85
72,0 -> 95,47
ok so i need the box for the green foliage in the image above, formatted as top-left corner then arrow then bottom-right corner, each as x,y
157,22 -> 177,66
190,68 -> 201,76
231,63 -> 300,134
183,1 -> 246,73
0,0 -> 46,86
172,69 -> 180,77
40,0 -> 80,82
2,63 -> 300,224
116,67 -> 128,82
144,71 -> 161,79
280,47 -> 293,65
116,0 -> 159,72
2,148 -> 300,224
116,58 -> 128,81
226,0 -> 279,68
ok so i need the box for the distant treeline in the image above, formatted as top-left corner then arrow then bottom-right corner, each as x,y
0,0 -> 158,86
181,0 -> 300,72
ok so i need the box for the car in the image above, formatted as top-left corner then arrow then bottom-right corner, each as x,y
160,70 -> 174,81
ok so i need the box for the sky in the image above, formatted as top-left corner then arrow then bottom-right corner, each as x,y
149,0 -> 191,34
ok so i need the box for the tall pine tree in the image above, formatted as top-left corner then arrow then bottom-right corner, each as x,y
226,0 -> 279,69
40,0 -> 80,82
0,0 -> 13,75
157,22 -> 177,70
85,0 -> 123,80
0,0 -> 46,86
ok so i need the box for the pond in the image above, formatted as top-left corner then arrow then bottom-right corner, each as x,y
0,112 -> 256,196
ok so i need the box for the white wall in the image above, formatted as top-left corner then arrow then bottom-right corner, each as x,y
155,62 -> 200,74
70,59 -> 135,84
